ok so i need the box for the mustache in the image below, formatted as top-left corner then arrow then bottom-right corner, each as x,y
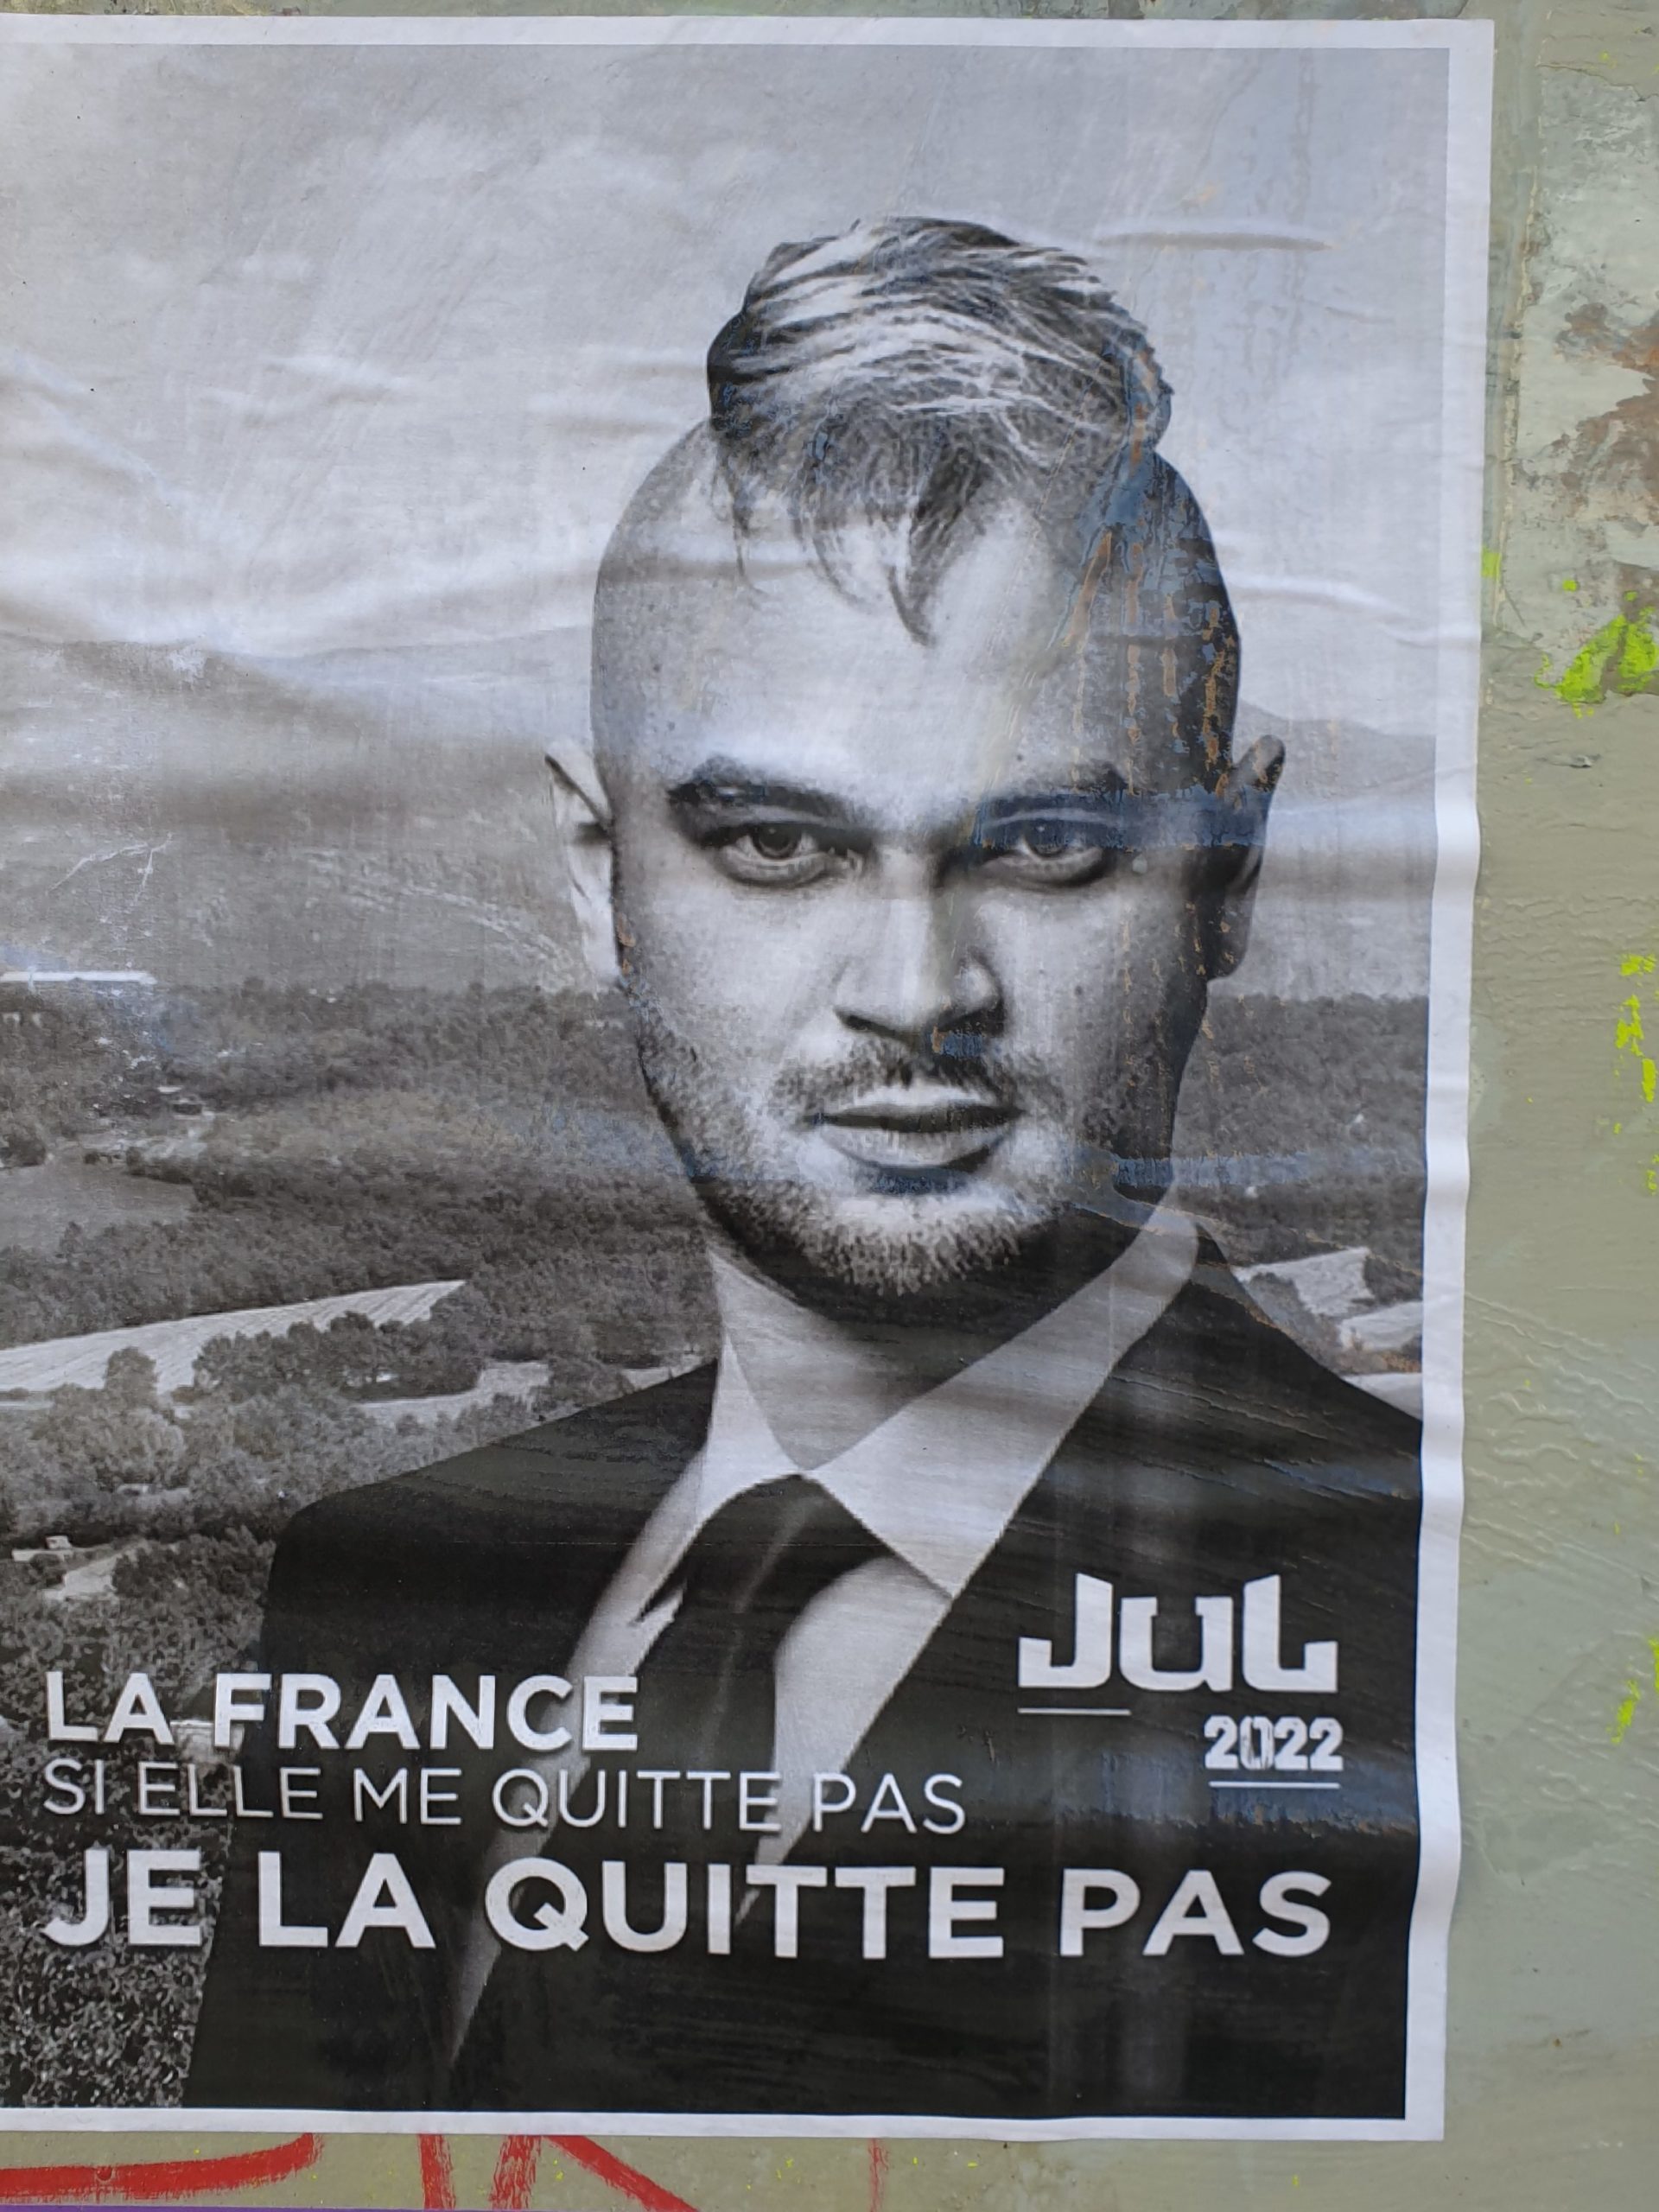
769,1036 -> 1050,1121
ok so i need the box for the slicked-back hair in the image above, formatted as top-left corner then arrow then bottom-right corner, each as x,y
597,217 -> 1241,784
709,216 -> 1172,623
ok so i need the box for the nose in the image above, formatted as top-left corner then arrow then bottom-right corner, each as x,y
831,884 -> 1001,1046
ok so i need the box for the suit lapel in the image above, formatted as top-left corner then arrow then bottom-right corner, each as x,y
837,1247 -> 1416,1787
384,1363 -> 719,1681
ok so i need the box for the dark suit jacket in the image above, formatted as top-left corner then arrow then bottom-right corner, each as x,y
187,1249 -> 1421,2121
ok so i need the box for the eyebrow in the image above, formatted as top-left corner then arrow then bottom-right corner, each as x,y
665,758 -> 1139,837
980,783 -> 1266,850
666,763 -> 868,829
973,771 -> 1129,823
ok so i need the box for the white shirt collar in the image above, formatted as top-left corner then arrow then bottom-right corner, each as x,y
691,1205 -> 1198,1602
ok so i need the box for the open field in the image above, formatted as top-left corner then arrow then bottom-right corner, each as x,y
0,1281 -> 463,1398
0,1155 -> 194,1255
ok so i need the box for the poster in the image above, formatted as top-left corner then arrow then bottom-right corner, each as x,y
0,16 -> 1489,2139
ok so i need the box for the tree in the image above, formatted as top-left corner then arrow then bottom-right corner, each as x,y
0,1121 -> 48,1167
31,1388 -> 186,1495
102,1348 -> 161,1411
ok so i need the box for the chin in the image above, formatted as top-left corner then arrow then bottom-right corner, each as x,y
697,1172 -> 1066,1309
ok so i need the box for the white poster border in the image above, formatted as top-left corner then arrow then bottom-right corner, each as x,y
0,10 -> 1491,2143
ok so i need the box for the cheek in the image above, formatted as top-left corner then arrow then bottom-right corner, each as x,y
987,887 -> 1205,1047
614,846 -> 829,1050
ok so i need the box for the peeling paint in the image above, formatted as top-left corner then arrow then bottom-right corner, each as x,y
1554,303 -> 1659,513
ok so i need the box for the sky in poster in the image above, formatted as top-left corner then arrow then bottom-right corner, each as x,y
0,41 -> 1447,995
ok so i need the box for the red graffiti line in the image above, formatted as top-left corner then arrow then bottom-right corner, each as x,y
490,2134 -> 700,2212
419,2133 -> 459,2210
490,2136 -> 541,2210
868,2139 -> 889,2212
0,2133 -> 321,2204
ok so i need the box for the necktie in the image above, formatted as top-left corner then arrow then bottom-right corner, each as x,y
630,1474 -> 885,1844
454,1477 -> 886,2101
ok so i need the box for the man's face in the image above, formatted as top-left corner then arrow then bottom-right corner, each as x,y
586,502 -> 1273,1306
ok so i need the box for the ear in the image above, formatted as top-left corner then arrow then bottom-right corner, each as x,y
1203,734 -> 1283,980
546,743 -> 620,990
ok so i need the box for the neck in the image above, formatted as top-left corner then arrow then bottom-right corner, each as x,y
704,1205 -> 1148,1470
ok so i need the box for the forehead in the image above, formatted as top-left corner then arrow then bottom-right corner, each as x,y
594,510 -> 1193,820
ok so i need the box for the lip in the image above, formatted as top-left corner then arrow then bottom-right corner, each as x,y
815,1087 -> 1014,1173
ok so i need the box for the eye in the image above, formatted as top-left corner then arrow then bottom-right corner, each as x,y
978,818 -> 1122,888
709,823 -> 850,887
1019,821 -> 1081,859
747,824 -> 812,861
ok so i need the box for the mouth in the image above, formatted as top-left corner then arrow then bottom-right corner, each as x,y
814,1086 -> 1014,1174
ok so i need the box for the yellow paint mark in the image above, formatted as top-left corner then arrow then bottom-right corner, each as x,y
1608,1646 -> 1659,1740
1620,612 -> 1659,693
1611,1678 -> 1642,1743
1536,604 -> 1659,714
1614,971 -> 1659,1191
1563,576 -> 1579,592
1481,546 -> 1502,582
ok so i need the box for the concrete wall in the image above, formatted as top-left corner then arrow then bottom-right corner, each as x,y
1,1 -> 1653,2205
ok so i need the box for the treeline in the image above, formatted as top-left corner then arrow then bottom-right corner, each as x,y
0,1342 -> 543,1558
0,982 -> 1427,1359
0,981 -> 716,1361
0,979 -> 629,1128
1177,990 -> 1427,1279
0,988 -> 150,1160
0,1160 -> 713,1373
0,1329 -> 575,2103
0,1518 -> 256,2103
